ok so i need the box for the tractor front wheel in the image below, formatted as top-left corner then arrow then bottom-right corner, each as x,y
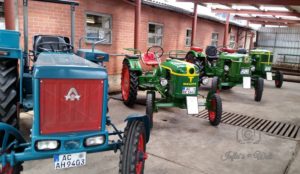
208,94 -> 222,126
221,86 -> 233,90
275,71 -> 283,88
119,120 -> 147,174
0,59 -> 19,128
254,78 -> 264,102
121,61 -> 138,107
0,123 -> 26,174
146,92 -> 154,128
211,76 -> 220,94
1,163 -> 22,174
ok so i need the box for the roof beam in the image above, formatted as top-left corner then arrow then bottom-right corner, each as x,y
234,16 -> 300,23
212,9 -> 300,17
248,20 -> 289,26
176,0 -> 300,6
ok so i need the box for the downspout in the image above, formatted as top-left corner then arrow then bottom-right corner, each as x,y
191,1 -> 198,46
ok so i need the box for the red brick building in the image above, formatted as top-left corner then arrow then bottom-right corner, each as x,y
15,0 -> 252,91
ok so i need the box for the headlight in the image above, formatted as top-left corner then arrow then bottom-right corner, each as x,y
240,68 -> 250,75
160,78 -> 168,86
36,140 -> 59,151
85,136 -> 105,147
265,66 -> 271,71
202,77 -> 209,85
251,65 -> 255,72
224,65 -> 230,71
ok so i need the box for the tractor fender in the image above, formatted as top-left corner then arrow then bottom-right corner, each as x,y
125,114 -> 151,143
123,58 -> 143,75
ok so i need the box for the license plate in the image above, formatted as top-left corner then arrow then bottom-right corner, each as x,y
186,96 -> 199,115
54,152 -> 86,170
182,87 -> 196,94
243,77 -> 251,89
265,66 -> 271,71
266,72 -> 272,81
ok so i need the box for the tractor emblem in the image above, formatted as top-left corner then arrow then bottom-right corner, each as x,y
65,87 -> 80,101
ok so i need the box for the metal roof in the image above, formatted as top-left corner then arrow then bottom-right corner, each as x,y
142,0 -> 252,29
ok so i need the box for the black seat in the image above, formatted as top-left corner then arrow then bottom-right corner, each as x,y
205,46 -> 219,60
33,35 -> 71,61
237,48 -> 247,54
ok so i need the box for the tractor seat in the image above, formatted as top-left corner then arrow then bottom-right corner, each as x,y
33,35 -> 71,61
191,46 -> 203,52
142,52 -> 159,66
205,46 -> 219,60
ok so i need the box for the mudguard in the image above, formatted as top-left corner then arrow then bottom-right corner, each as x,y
125,114 -> 151,143
123,58 -> 143,75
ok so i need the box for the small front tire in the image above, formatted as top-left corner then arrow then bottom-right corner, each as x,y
146,92 -> 154,128
208,94 -> 222,126
119,120 -> 147,174
275,71 -> 283,88
254,78 -> 264,102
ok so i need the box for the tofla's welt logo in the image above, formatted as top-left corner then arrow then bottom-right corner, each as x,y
65,87 -> 81,101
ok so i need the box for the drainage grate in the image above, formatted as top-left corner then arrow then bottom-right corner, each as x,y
195,110 -> 300,140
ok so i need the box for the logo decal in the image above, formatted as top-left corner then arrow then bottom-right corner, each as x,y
65,87 -> 80,101
188,77 -> 194,83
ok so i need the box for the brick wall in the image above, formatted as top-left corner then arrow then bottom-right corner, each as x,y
17,0 -> 248,91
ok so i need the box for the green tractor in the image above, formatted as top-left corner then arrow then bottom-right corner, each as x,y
249,49 -> 284,88
121,46 -> 222,126
185,46 -> 264,102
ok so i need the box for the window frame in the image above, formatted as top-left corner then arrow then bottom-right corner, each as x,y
211,32 -> 219,47
85,12 -> 113,45
148,22 -> 164,46
185,28 -> 192,47
229,34 -> 236,48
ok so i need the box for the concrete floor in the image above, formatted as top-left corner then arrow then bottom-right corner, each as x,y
17,80 -> 300,174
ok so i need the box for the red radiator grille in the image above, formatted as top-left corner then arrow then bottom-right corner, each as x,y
40,79 -> 103,134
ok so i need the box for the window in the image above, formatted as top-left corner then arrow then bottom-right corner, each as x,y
0,2 -> 5,29
185,29 -> 192,46
148,23 -> 163,46
85,13 -> 112,44
229,35 -> 236,48
211,33 -> 219,47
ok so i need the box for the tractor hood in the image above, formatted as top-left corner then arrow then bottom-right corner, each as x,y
161,58 -> 199,76
33,53 -> 107,79
250,49 -> 273,55
220,53 -> 250,63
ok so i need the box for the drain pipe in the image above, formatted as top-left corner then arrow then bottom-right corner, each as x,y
23,0 -> 29,68
70,4 -> 76,47
4,0 -> 16,30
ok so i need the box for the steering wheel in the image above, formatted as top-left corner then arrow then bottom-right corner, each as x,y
147,46 -> 164,58
37,42 -> 74,53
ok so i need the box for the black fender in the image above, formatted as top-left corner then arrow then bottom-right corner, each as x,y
125,114 -> 151,143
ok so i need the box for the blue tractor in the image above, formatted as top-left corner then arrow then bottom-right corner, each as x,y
0,1 -> 150,174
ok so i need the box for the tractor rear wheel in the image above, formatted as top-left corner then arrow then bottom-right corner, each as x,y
146,91 -> 154,128
0,59 -> 19,128
254,78 -> 264,102
208,94 -> 222,126
121,61 -> 138,107
275,71 -> 283,88
119,120 -> 147,174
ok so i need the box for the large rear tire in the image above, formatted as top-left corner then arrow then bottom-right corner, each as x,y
254,78 -> 264,102
119,120 -> 147,174
275,71 -> 283,88
121,61 -> 138,107
0,59 -> 19,128
146,92 -> 154,128
208,94 -> 222,126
